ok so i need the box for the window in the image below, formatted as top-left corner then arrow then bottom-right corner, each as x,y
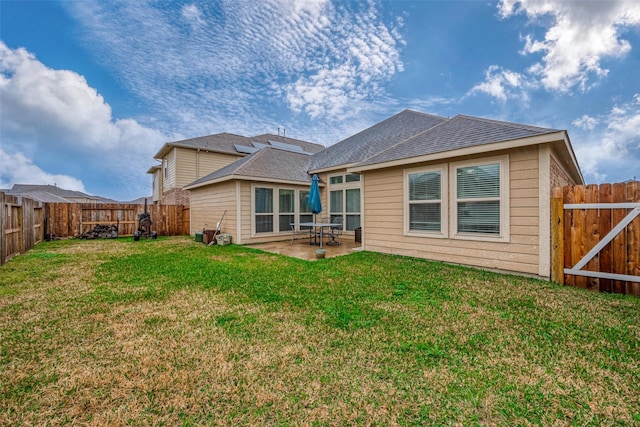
328,173 -> 362,231
330,190 -> 343,223
255,187 -> 273,233
408,170 -> 442,232
405,166 -> 446,236
253,186 -> 312,235
279,189 -> 295,233
298,190 -> 313,230
345,188 -> 361,230
163,157 -> 168,179
451,156 -> 509,241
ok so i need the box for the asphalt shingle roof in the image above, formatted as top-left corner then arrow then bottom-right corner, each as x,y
356,114 -> 561,167
181,109 -> 567,189
155,132 -> 324,158
186,148 -> 314,188
10,184 -> 93,199
308,109 -> 447,171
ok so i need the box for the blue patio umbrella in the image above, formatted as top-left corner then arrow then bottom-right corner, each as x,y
307,174 -> 322,221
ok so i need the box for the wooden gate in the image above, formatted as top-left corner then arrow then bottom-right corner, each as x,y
551,182 -> 640,296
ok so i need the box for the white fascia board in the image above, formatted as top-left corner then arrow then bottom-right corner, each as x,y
184,174 -> 318,191
308,162 -> 359,175
348,132 -> 568,173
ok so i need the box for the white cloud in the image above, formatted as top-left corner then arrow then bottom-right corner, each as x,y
468,65 -> 531,102
63,0 -> 404,132
572,115 -> 598,131
0,148 -> 86,192
573,95 -> 640,183
499,0 -> 640,92
181,4 -> 204,27
0,42 -> 166,200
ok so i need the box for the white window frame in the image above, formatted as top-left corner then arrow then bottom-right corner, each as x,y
328,173 -> 362,231
449,155 -> 510,242
403,165 -> 448,238
251,184 -> 303,237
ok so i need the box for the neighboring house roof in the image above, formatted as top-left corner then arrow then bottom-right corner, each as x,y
153,132 -> 251,158
153,132 -> 324,159
10,184 -> 95,200
6,184 -> 120,203
252,134 -> 326,154
6,190 -> 71,203
308,109 -> 447,172
185,147 -> 315,189
126,196 -> 153,204
354,114 -> 563,168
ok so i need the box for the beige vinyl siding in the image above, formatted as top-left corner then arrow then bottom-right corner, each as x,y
175,148 -> 241,188
189,181 -> 238,239
152,169 -> 161,202
362,147 -> 542,276
164,148 -> 177,190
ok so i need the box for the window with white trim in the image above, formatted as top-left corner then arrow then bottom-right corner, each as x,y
254,187 -> 274,233
404,166 -> 447,236
278,189 -> 295,233
451,155 -> 509,241
328,173 -> 361,230
253,185 -> 311,235
298,190 -> 313,230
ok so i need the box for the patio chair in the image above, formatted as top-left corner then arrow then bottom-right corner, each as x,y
290,223 -> 311,245
326,217 -> 343,246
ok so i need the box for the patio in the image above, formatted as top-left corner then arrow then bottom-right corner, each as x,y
247,235 -> 362,261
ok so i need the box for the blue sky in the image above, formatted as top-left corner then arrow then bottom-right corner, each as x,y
1,0 -> 639,201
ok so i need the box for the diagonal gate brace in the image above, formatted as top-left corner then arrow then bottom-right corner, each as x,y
563,205 -> 640,282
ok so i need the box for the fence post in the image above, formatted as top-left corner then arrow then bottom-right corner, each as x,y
551,187 -> 564,285
0,192 -> 6,265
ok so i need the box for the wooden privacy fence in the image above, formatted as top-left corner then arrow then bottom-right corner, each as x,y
45,203 -> 190,239
551,181 -> 640,296
1,193 -> 190,265
0,192 -> 44,265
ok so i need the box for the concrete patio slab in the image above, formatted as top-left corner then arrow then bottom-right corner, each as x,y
247,236 -> 362,261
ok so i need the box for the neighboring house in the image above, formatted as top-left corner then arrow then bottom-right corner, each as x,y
149,132 -> 324,205
184,109 -> 583,279
4,184 -> 112,203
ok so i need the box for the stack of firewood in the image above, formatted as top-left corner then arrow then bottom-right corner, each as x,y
81,224 -> 118,239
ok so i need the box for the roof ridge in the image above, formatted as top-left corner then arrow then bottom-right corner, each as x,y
401,109 -> 448,121
453,114 -> 560,132
354,114 -> 451,165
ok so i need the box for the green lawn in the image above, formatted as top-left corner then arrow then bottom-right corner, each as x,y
1,236 -> 639,425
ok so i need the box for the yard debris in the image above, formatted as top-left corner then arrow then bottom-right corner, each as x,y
81,224 -> 118,239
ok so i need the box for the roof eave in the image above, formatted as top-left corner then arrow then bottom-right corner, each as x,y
555,131 -> 585,185
349,131 -> 569,173
185,174 -> 320,191
308,162 -> 360,175
153,143 -> 247,159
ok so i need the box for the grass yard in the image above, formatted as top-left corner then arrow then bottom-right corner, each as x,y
1,236 -> 639,425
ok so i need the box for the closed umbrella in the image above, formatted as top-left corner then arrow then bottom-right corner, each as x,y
307,174 -> 322,222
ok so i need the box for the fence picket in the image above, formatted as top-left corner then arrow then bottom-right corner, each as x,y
598,184 -> 613,292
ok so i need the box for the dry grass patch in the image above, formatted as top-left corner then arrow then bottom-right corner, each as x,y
1,236 -> 639,425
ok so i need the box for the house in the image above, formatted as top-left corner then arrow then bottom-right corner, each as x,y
184,109 -> 583,279
3,184 -> 114,203
148,132 -> 324,205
